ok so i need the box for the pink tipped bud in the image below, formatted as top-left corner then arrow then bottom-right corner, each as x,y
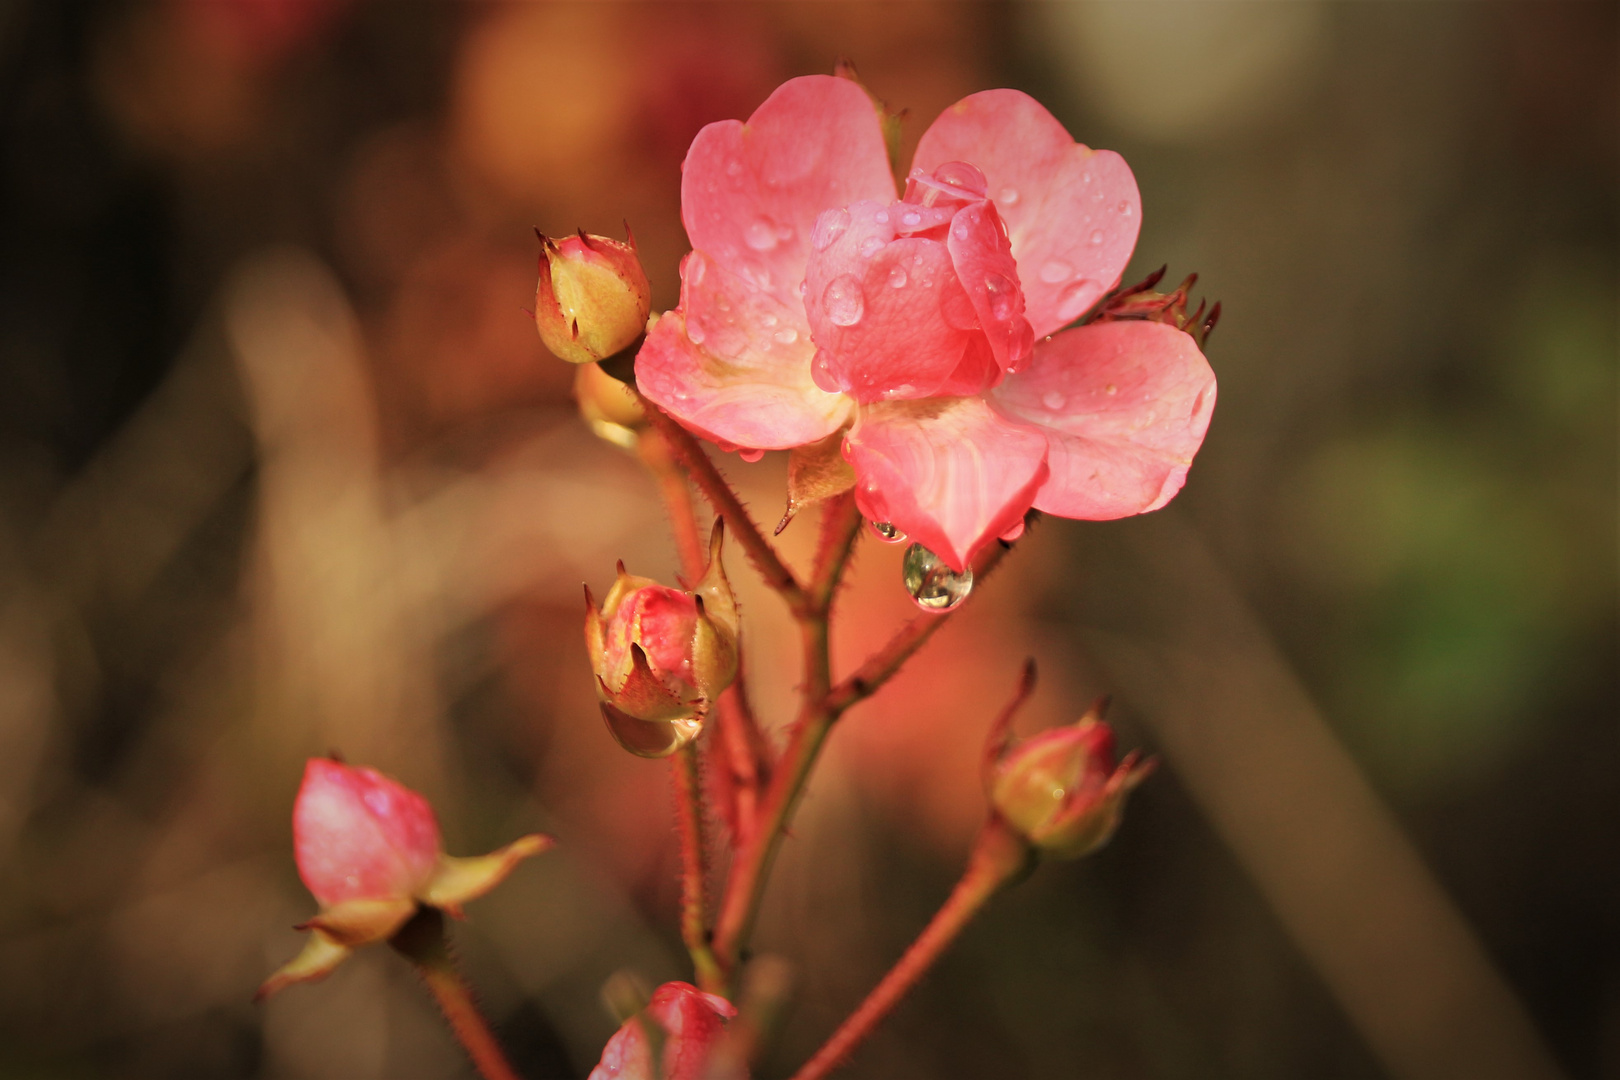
584,524 -> 739,758
988,708 -> 1153,859
294,758 -> 442,907
535,228 -> 652,365
588,981 -> 739,1080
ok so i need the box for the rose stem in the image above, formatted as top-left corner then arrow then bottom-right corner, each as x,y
789,819 -> 1032,1080
637,397 -> 807,610
638,428 -> 726,991
390,908 -> 525,1080
712,517 -> 1022,979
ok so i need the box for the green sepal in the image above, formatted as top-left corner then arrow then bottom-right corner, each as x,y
255,929 -> 352,1002
296,896 -> 417,948
418,834 -> 554,916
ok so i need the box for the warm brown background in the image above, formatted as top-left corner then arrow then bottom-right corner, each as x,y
0,2 -> 1613,1078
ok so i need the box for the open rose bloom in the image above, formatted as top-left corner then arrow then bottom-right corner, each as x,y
638,76 -> 1216,569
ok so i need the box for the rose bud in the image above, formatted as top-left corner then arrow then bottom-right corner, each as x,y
535,227 -> 652,365
588,981 -> 740,1080
585,522 -> 739,758
575,361 -> 646,450
988,701 -> 1154,859
257,758 -> 552,1000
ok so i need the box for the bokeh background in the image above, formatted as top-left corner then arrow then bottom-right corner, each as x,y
0,1 -> 1613,1078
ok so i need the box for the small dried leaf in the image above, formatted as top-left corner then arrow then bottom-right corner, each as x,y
778,431 -> 855,533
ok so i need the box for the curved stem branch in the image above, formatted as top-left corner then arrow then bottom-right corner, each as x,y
638,397 -> 806,609
789,820 -> 1032,1080
391,909 -> 524,1080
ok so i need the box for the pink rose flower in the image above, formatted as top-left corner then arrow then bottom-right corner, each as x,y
636,75 -> 1217,570
588,981 -> 739,1080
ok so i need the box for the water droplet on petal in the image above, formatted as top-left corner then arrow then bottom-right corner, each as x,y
874,209 -> 890,224
1000,520 -> 1026,542
1118,201 -> 1132,215
745,217 -> 780,251
812,208 -> 850,251
773,326 -> 799,345
997,186 -> 1019,206
726,159 -> 743,176
984,272 -> 1017,321
797,280 -> 808,297
859,236 -> 884,259
1042,390 -> 1066,410
902,543 -> 973,611
1055,280 -> 1097,322
739,448 -> 765,463
1088,229 -> 1104,245
870,520 -> 906,544
760,313 -> 777,328
1038,260 -> 1074,284
900,210 -> 923,228
823,275 -> 866,327
687,320 -> 707,345
888,265 -> 908,289
1105,383 -> 1119,396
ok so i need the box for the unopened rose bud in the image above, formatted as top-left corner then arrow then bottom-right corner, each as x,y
585,522 -> 739,758
575,361 -> 645,449
535,227 -> 651,364
988,703 -> 1153,859
588,981 -> 739,1080
258,758 -> 552,1000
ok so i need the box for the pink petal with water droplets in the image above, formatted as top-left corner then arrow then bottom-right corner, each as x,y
805,202 -> 985,403
845,397 -> 1049,572
294,759 -> 442,908
682,75 -> 895,308
635,253 -> 851,451
914,90 -> 1140,338
945,198 -> 1033,373
992,320 -> 1215,519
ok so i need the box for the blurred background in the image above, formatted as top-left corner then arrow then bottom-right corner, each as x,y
0,1 -> 1613,1077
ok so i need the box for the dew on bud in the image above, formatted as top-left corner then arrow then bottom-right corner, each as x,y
870,520 -> 906,544
823,275 -> 866,327
902,543 -> 973,611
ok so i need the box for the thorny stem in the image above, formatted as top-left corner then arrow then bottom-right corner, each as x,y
789,819 -> 1033,1080
391,909 -> 525,1080
638,427 -> 727,991
809,490 -> 864,611
675,743 -> 725,992
638,397 -> 807,610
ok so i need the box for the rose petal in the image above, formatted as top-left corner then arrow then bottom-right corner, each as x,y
683,74 -> 896,307
844,396 -> 1049,571
805,202 -> 982,403
636,255 -> 852,451
945,199 -> 1033,374
992,320 -> 1215,519
914,90 -> 1140,337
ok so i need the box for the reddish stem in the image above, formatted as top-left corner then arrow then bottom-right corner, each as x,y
391,909 -> 524,1080
674,743 -> 724,991
789,820 -> 1031,1080
637,397 -> 807,609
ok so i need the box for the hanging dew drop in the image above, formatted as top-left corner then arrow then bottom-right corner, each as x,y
902,543 -> 973,611
870,520 -> 906,544
739,448 -> 765,463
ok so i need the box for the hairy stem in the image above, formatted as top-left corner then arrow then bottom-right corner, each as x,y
674,743 -> 725,991
638,398 -> 806,608
637,429 -> 706,580
391,909 -> 525,1080
789,819 -> 1032,1080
